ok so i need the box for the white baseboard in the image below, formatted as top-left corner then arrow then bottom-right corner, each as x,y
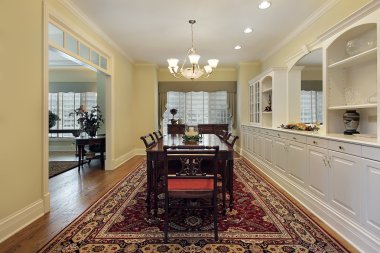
0,199 -> 45,243
241,152 -> 380,253
111,148 -> 145,170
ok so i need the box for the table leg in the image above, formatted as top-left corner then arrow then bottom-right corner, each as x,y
221,160 -> 227,215
77,144 -> 83,171
228,160 -> 234,211
146,159 -> 152,214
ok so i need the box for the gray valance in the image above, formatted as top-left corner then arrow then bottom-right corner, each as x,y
158,81 -> 237,128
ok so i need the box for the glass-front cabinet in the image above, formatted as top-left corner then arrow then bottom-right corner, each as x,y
248,68 -> 286,128
249,81 -> 261,125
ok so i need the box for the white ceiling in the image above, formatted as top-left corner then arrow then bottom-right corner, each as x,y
66,0 -> 331,67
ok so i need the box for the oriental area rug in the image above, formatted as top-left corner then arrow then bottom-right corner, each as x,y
39,159 -> 349,253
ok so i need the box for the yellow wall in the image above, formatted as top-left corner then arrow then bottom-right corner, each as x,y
0,0 -> 44,220
133,64 -> 158,149
263,0 -> 371,69
0,0 -> 136,238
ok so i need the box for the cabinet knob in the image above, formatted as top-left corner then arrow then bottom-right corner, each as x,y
339,145 -> 344,150
277,134 -> 280,137
313,141 -> 317,144
293,137 -> 296,140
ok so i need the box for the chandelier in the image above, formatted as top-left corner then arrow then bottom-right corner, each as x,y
167,20 -> 219,80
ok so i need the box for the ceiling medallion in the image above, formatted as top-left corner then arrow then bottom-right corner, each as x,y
167,20 -> 219,80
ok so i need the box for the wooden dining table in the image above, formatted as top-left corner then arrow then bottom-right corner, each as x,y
144,134 -> 234,215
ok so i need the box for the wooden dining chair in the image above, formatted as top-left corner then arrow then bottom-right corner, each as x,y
153,130 -> 163,142
140,133 -> 156,149
226,134 -> 239,147
140,133 -> 157,213
218,130 -> 230,141
163,145 -> 219,242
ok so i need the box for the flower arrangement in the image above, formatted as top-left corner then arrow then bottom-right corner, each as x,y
280,122 -> 320,131
71,105 -> 104,137
49,110 -> 60,128
182,126 -> 202,143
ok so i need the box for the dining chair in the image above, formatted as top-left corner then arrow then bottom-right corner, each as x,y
140,133 -> 156,149
140,133 -> 157,213
153,130 -> 163,142
163,145 -> 219,242
218,130 -> 230,141
226,134 -> 239,147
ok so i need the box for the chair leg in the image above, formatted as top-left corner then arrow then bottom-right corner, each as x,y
164,194 -> 169,243
213,195 -> 218,241
222,163 -> 227,215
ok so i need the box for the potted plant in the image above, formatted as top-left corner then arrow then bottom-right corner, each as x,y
71,105 -> 104,137
49,110 -> 60,129
170,108 -> 178,124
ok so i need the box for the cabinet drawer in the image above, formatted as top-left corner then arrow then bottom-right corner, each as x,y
273,131 -> 288,139
307,136 -> 328,148
362,145 -> 380,162
261,129 -> 273,136
328,140 -> 361,156
287,133 -> 307,143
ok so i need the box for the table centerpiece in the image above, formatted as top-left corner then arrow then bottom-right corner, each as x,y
182,126 -> 202,143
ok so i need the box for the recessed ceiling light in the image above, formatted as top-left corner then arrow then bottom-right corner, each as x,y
234,45 -> 242,50
259,0 -> 271,9
244,27 -> 253,34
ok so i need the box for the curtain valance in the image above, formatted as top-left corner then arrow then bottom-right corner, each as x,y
158,81 -> 237,93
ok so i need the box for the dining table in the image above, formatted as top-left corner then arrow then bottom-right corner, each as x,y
144,134 -> 234,215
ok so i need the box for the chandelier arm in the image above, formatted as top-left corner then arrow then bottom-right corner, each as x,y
179,48 -> 191,71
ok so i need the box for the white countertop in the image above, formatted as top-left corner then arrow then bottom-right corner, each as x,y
241,123 -> 380,148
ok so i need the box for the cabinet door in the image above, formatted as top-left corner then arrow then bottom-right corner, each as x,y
256,134 -> 265,160
307,145 -> 329,202
263,135 -> 273,165
362,158 -> 380,235
287,140 -> 307,186
273,137 -> 287,174
329,150 -> 361,221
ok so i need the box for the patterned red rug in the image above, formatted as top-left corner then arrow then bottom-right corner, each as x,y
39,159 -> 349,252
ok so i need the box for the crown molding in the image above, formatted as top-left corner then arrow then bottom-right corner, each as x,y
318,0 -> 380,42
261,0 -> 340,62
59,0 -> 134,64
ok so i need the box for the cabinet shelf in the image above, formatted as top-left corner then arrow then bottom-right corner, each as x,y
262,88 -> 272,93
328,103 -> 377,110
328,47 -> 377,69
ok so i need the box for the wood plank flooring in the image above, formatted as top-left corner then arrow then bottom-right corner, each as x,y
0,156 -> 142,253
0,154 -> 358,253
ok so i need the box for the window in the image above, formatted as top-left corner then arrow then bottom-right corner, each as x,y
300,90 -> 323,124
49,92 -> 97,137
163,91 -> 231,133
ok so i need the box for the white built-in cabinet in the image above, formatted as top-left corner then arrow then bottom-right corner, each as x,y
242,4 -> 380,252
324,11 -> 379,138
241,124 -> 380,252
249,68 -> 287,128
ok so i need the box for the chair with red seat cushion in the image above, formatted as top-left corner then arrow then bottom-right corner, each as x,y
163,145 -> 219,242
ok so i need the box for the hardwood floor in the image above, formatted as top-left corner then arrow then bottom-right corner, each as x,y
0,154 -> 358,253
0,156 -> 143,253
